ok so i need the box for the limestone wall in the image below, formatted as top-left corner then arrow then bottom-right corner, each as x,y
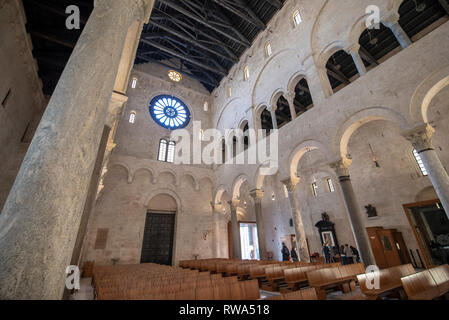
0,0 -> 46,212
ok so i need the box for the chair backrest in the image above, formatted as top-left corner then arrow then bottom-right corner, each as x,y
213,284 -> 232,300
175,289 -> 196,300
307,267 -> 342,286
240,279 -> 260,300
338,263 -> 365,279
401,270 -> 439,299
429,264 -> 449,294
195,286 -> 214,300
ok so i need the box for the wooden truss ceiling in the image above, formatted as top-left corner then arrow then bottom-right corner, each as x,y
136,0 -> 286,92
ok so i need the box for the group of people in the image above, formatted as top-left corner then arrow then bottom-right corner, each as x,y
280,242 -> 360,265
322,243 -> 360,265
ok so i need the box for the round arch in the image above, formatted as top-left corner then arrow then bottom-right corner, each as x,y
409,64 -> 449,124
144,188 -> 182,214
334,106 -> 410,161
109,162 -> 132,183
231,174 -> 250,200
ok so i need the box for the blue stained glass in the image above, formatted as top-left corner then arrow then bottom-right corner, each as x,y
149,95 -> 191,129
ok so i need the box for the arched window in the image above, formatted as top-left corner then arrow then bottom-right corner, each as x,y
129,111 -> 136,124
292,10 -> 302,27
227,87 -> 232,98
131,78 -> 137,89
158,139 -> 168,161
413,149 -> 428,176
265,41 -> 272,57
204,101 -> 209,112
149,95 -> 190,129
158,139 -> 176,163
243,66 -> 250,81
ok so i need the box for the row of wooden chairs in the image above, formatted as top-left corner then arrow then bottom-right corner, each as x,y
401,264 -> 449,300
264,287 -> 318,300
306,263 -> 366,300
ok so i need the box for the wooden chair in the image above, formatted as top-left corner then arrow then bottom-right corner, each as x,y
401,270 -> 440,300
196,286 -> 214,300
240,280 -> 261,300
428,264 -> 449,295
307,267 -> 343,300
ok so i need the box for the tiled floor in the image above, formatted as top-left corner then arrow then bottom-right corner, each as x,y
70,278 -> 94,300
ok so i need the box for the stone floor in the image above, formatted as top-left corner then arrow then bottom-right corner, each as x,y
70,278 -> 94,300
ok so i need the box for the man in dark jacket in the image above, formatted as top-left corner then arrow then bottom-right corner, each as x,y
281,243 -> 290,261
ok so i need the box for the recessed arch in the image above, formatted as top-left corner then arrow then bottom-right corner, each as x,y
286,139 -> 333,180
180,172 -> 199,191
232,174 -> 250,200
334,106 -> 410,162
144,188 -> 182,214
132,167 -> 156,184
157,168 -> 179,186
109,162 -> 132,183
409,64 -> 449,124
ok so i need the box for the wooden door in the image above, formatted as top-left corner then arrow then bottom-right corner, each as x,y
378,229 -> 402,267
366,227 -> 388,268
141,212 -> 176,266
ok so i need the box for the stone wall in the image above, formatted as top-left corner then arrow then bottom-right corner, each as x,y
0,0 -> 46,212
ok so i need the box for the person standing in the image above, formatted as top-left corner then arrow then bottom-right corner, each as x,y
281,243 -> 291,262
345,244 -> 354,265
340,245 -> 346,265
322,244 -> 330,264
291,245 -> 299,262
329,246 -> 337,263
350,246 -> 360,263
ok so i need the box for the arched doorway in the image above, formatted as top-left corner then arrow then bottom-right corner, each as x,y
141,193 -> 178,265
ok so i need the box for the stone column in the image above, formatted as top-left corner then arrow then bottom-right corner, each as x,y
404,125 -> 449,218
0,0 -> 154,299
285,93 -> 297,120
269,105 -> 278,130
281,178 -> 311,262
348,44 -> 367,76
384,18 -> 412,49
249,189 -> 267,260
330,160 -> 375,266
228,200 -> 242,260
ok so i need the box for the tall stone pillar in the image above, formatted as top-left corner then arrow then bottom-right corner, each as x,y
281,178 -> 311,262
404,125 -> 449,218
330,160 -> 375,266
269,105 -> 278,130
348,45 -> 367,76
285,93 -> 297,120
384,17 -> 412,49
228,200 -> 242,260
0,0 -> 154,299
249,189 -> 267,260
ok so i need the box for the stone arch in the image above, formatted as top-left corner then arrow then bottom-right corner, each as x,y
409,64 -> 449,124
286,139 -> 333,180
334,106 -> 411,162
270,89 -> 285,108
144,188 -> 182,214
251,48 -> 299,107
215,97 -> 244,129
214,185 -> 230,205
316,40 -> 349,70
198,176 -> 214,191
109,162 -> 132,183
232,174 -> 250,200
287,72 -> 308,95
132,167 -> 156,184
238,118 -> 249,131
253,160 -> 279,190
180,172 -> 199,191
157,168 -> 179,186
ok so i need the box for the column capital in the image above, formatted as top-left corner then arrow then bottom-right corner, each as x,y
330,159 -> 351,178
227,199 -> 240,208
345,43 -> 361,54
281,177 -> 300,192
403,124 -> 435,153
249,189 -> 264,201
381,11 -> 401,27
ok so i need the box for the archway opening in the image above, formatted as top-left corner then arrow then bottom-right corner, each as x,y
275,95 -> 292,128
293,78 -> 314,117
326,50 -> 358,94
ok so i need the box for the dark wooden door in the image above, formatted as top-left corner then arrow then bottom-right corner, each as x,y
141,212 -> 176,266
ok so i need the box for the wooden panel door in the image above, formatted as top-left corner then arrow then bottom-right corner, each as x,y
141,212 -> 176,266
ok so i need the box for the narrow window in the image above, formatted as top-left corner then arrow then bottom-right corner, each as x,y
167,141 -> 176,163
265,42 -> 272,57
131,78 -> 137,89
311,182 -> 318,197
2,89 -> 12,108
243,66 -> 250,81
204,101 -> 209,112
293,10 -> 302,27
413,149 -> 428,176
129,111 -> 136,124
158,139 -> 168,162
327,178 -> 335,193
227,87 -> 232,98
